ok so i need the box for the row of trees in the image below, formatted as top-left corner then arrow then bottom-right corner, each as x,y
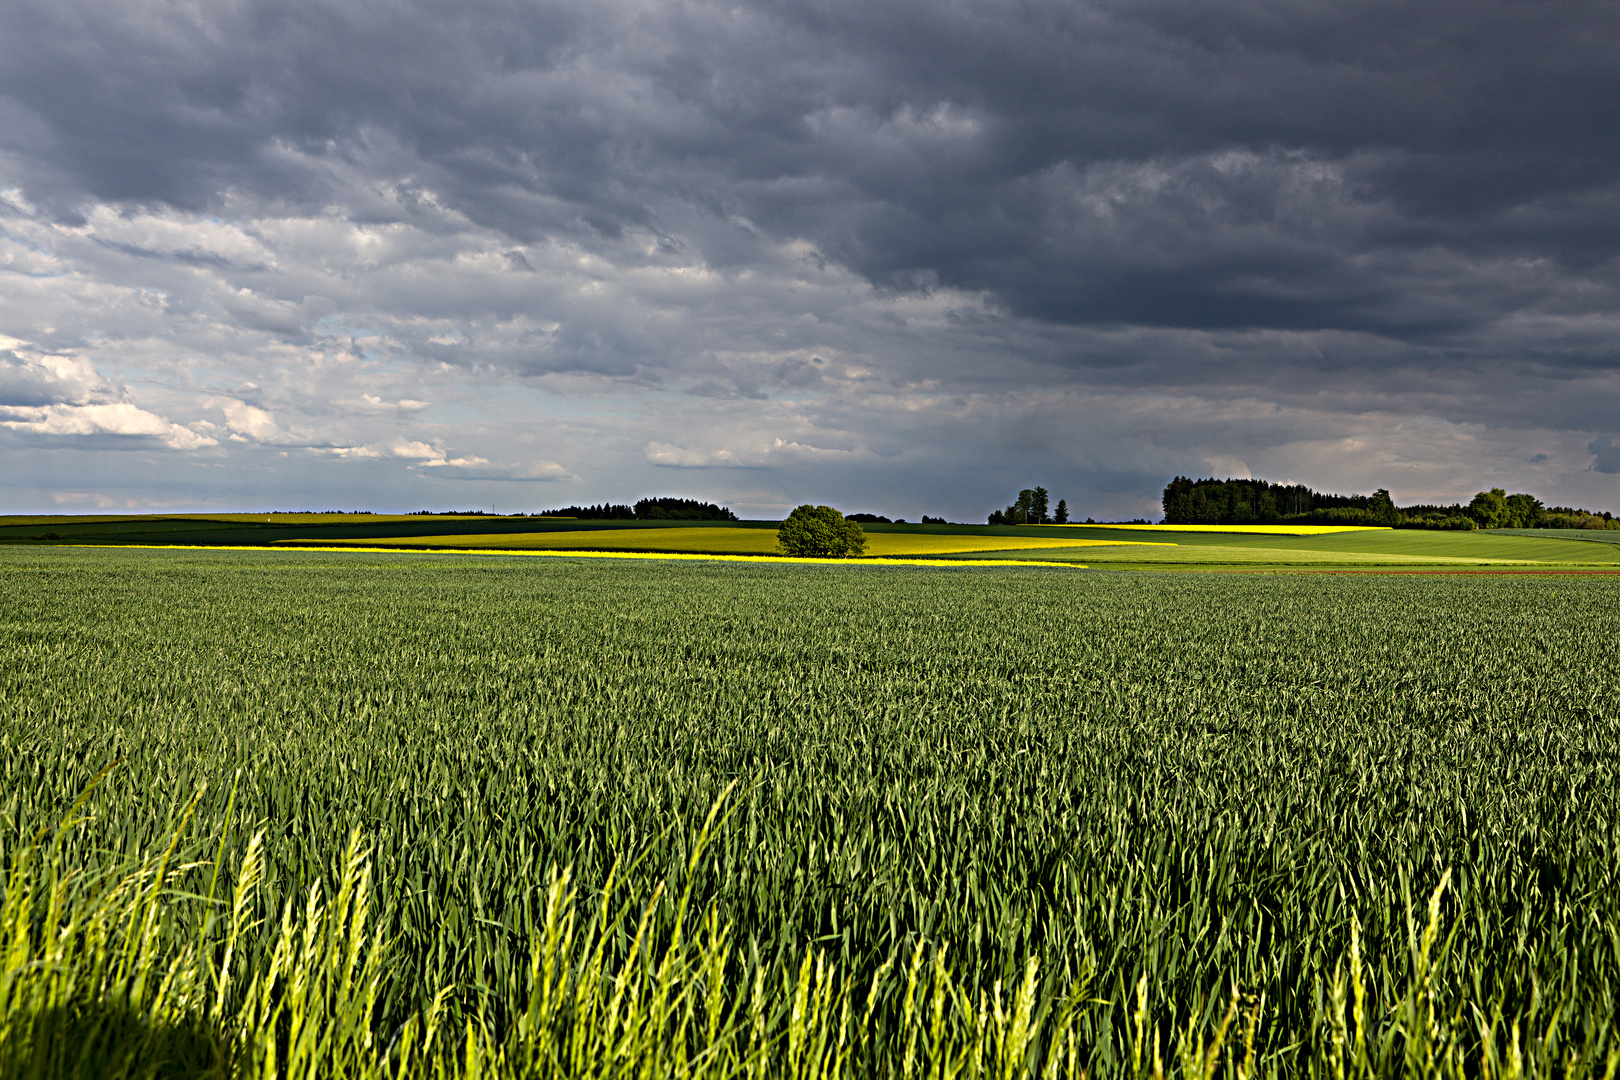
1161,477 -> 1400,526
1407,490 -> 1617,530
823,512 -> 956,524
537,498 -> 738,521
633,497 -> 738,520
987,487 -> 1070,525
1161,477 -> 1619,530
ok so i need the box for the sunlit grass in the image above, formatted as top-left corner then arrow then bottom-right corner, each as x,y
990,526 -> 1620,567
9,777 -> 1613,1079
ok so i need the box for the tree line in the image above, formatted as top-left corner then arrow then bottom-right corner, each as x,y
537,497 -> 738,521
1162,477 -> 1619,530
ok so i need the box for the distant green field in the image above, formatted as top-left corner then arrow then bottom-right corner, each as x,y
946,525 -> 1620,569
10,514 -> 1620,571
2,547 -> 1618,1077
281,527 -> 1158,558
1056,523 -> 1387,535
1495,527 -> 1620,545
0,512 -> 776,549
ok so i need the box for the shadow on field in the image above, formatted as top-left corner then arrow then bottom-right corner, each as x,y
1,1001 -> 226,1080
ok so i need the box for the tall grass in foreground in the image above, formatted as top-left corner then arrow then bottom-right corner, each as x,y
4,781 -> 1616,1079
5,553 -> 1620,1076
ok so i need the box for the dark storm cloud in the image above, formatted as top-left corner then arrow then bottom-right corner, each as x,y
6,0 -> 1619,341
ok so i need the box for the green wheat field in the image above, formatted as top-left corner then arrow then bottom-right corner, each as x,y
2,546 -> 1617,1078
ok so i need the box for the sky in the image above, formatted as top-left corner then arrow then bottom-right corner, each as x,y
2,0 -> 1618,521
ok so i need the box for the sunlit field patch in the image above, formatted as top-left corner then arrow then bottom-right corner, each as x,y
1061,543 -> 1539,565
1050,523 -> 1391,535
1026,527 -> 1620,568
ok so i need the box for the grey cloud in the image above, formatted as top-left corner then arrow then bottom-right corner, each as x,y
9,2 -> 1618,265
92,238 -> 252,271
1590,436 -> 1620,475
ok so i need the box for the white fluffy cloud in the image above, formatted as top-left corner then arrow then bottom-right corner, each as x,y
0,337 -> 215,449
1,402 -> 215,449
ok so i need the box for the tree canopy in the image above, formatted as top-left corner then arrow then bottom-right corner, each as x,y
537,503 -> 635,520
538,497 -> 737,520
988,487 -> 1056,525
1161,477 -> 1616,530
633,497 -> 737,521
776,505 -> 867,557
1161,477 -> 1400,526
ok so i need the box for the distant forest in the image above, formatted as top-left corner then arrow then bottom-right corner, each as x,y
539,497 -> 738,521
1162,477 -> 1620,530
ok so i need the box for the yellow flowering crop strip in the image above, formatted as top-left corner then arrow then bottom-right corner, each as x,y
63,543 -> 1087,568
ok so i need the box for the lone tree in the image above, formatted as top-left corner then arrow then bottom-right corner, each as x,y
777,505 -> 867,557
1053,498 -> 1069,524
